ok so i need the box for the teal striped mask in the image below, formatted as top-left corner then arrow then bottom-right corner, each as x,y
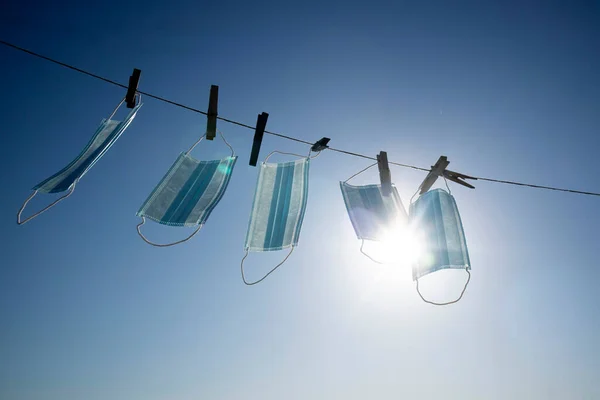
17,97 -> 142,225
136,132 -> 236,247
241,152 -> 311,285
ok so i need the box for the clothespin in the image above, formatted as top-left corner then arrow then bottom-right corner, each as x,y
206,85 -> 219,140
419,156 -> 476,194
377,151 -> 392,196
249,112 -> 269,166
125,68 -> 141,108
444,169 -> 477,189
311,137 -> 330,152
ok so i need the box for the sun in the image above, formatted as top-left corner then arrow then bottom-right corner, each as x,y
363,226 -> 424,266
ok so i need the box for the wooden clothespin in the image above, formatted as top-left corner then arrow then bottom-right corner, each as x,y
377,151 -> 392,196
311,137 -> 330,152
249,112 -> 269,166
419,156 -> 476,194
125,68 -> 141,108
444,169 -> 477,189
206,85 -> 219,140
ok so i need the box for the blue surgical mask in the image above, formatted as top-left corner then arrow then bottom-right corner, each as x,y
17,97 -> 142,225
241,152 -> 311,285
340,181 -> 408,263
136,132 -> 236,247
409,188 -> 471,305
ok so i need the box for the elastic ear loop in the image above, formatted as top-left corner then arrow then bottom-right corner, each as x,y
136,216 -> 202,247
409,175 -> 452,206
107,93 -> 142,120
343,162 -> 393,264
240,247 -> 295,285
415,268 -> 471,306
186,130 -> 235,157
262,148 -> 322,164
105,93 -> 141,121
107,97 -> 126,120
240,148 -> 318,285
17,181 -> 78,225
136,130 -> 234,247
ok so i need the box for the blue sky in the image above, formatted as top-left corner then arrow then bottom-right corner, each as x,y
1,1 -> 599,399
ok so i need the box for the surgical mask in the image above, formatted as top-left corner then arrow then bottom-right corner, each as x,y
409,188 -> 471,305
136,131 -> 237,247
241,150 -> 314,285
339,164 -> 409,263
17,96 -> 142,225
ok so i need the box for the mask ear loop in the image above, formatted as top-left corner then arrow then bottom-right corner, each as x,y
240,247 -> 295,285
342,162 -> 394,264
186,130 -> 235,157
415,268 -> 471,306
443,176 -> 452,195
136,216 -> 203,247
262,149 -> 321,164
107,93 -> 143,121
107,98 -> 126,120
409,182 -> 423,206
17,181 -> 78,225
343,162 -> 378,184
241,148 -> 317,285
136,129 -> 234,247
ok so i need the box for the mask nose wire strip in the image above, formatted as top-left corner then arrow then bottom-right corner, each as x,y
136,216 -> 203,247
415,267 -> 471,306
17,181 -> 77,225
240,246 -> 295,285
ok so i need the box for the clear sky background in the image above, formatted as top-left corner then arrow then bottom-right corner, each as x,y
1,1 -> 599,399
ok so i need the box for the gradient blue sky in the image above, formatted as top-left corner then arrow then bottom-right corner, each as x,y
1,1 -> 599,399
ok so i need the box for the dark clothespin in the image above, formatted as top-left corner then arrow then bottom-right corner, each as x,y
444,169 -> 476,189
125,68 -> 141,108
206,85 -> 219,140
249,112 -> 269,166
377,151 -> 392,196
311,137 -> 330,152
419,156 -> 476,194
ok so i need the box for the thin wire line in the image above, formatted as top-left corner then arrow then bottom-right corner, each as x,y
475,176 -> 600,196
329,147 -> 430,172
343,162 -> 378,183
2,39 -> 599,198
136,216 -> 202,247
416,268 -> 471,306
240,247 -> 295,285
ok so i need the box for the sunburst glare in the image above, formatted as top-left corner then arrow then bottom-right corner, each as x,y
363,226 -> 424,267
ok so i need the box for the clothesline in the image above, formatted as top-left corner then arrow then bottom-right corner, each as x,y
2,38 -> 599,198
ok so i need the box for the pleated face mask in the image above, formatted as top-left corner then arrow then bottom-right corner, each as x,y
17,96 -> 142,225
136,132 -> 237,246
241,151 -> 312,285
409,188 -> 471,304
340,182 -> 408,240
339,162 -> 409,263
